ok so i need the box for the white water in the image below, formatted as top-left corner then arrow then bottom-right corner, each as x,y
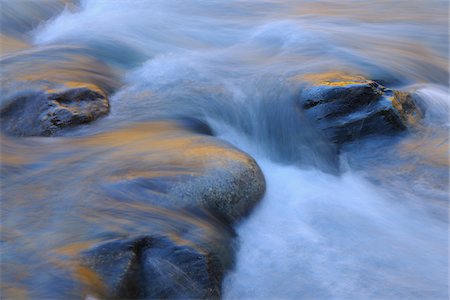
224,161 -> 447,299
21,0 -> 450,298
212,118 -> 448,299
414,86 -> 450,126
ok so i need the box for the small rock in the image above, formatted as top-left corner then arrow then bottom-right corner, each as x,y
1,86 -> 109,136
0,45 -> 120,136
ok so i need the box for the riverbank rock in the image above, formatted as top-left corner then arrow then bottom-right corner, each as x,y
1,121 -> 265,299
296,73 -> 421,145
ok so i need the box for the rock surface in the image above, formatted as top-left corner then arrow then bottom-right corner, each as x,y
1,121 -> 266,299
1,85 -> 110,136
81,235 -> 224,299
0,46 -> 119,136
297,73 -> 421,145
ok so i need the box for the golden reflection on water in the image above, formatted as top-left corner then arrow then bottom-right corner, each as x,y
73,265 -> 108,299
0,34 -> 29,56
291,0 -> 447,23
1,47 -> 120,94
73,122 -> 250,168
298,71 -> 368,86
400,129 -> 449,167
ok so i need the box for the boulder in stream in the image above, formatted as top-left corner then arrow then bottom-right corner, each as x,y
1,85 -> 110,136
0,46 -> 119,136
80,235 -> 224,299
297,73 -> 421,145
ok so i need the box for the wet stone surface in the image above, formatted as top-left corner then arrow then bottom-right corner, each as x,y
81,235 -> 224,299
297,74 -> 421,145
1,87 -> 109,136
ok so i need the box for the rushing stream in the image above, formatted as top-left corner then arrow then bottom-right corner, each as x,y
1,0 -> 449,299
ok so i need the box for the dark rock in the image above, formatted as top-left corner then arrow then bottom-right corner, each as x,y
0,45 -> 120,136
1,86 -> 109,136
298,73 -> 421,145
81,235 -> 223,299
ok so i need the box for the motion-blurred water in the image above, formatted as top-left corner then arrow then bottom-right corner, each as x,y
1,0 -> 449,298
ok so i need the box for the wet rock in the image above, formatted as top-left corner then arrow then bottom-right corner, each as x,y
297,73 -> 421,145
86,122 -> 265,223
1,121 -> 265,299
1,86 -> 109,136
0,46 -> 119,136
81,235 -> 223,299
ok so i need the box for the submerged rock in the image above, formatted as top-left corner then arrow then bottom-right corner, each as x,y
1,85 -> 109,136
1,121 -> 265,299
297,73 -> 421,145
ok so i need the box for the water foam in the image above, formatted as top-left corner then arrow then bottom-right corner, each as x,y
222,157 -> 447,299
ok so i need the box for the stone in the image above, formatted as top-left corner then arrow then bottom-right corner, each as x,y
1,86 -> 109,136
80,235 -> 223,299
297,73 -> 421,145
0,46 -> 120,136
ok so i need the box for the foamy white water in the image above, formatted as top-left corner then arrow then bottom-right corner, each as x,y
223,159 -> 447,299
414,85 -> 450,125
213,119 -> 448,299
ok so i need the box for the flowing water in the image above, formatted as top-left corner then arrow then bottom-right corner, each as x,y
1,0 -> 449,299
